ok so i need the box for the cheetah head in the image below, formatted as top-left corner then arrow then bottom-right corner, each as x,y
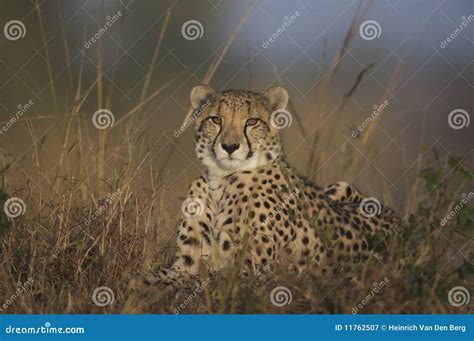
190,85 -> 289,176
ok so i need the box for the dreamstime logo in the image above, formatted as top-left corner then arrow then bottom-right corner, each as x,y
0,100 -> 34,135
448,109 -> 470,130
4,20 -> 26,41
352,100 -> 389,138
92,109 -> 115,130
181,20 -> 204,40
262,11 -> 301,48
270,109 -> 292,129
4,197 -> 26,218
174,99 -> 212,138
359,20 -> 381,40
85,11 -> 123,49
84,188 -> 122,226
92,286 -> 115,307
174,277 -> 212,314
440,15 -> 474,49
440,192 -> 473,226
270,286 -> 292,307
181,197 -> 205,218
262,188 -> 300,225
359,197 -> 381,218
448,286 -> 470,307
352,277 -> 390,314
0,277 -> 34,312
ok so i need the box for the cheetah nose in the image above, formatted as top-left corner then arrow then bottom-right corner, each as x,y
221,143 -> 240,155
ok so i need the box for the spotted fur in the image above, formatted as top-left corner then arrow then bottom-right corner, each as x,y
146,86 -> 401,285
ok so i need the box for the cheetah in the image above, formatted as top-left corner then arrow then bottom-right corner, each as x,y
147,85 -> 401,285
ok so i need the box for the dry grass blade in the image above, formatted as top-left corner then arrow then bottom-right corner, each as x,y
140,7 -> 173,105
112,69 -> 191,129
35,0 -> 58,112
180,0 -> 258,127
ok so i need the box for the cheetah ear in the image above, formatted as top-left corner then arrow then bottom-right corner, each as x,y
262,86 -> 289,110
190,85 -> 215,108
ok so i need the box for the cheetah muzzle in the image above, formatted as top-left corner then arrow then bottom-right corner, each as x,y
146,85 -> 401,286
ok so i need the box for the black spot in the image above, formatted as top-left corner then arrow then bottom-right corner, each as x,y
302,236 -> 309,245
346,230 -> 353,239
183,255 -> 194,266
199,222 -> 210,232
223,240 -> 231,251
259,214 -> 267,222
223,217 -> 233,225
325,188 -> 337,195
201,232 -> 211,245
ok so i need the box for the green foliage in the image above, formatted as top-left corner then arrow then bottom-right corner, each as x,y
447,155 -> 472,182
366,230 -> 387,253
418,167 -> 443,193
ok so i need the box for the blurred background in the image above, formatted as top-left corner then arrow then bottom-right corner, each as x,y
0,0 -> 472,219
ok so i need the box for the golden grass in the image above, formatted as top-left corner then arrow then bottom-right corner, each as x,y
0,1 -> 471,314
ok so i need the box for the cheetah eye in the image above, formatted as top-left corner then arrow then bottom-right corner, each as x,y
246,118 -> 259,126
210,116 -> 222,125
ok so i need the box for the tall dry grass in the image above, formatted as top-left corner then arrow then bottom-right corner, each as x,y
0,2 -> 472,314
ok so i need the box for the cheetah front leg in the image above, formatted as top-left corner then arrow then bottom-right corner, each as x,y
145,177 -> 216,285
